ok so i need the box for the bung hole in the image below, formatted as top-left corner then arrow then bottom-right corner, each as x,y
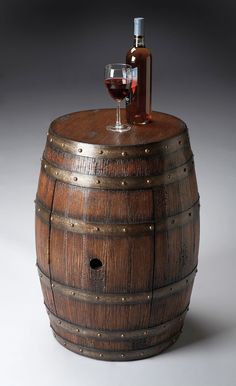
90,258 -> 103,270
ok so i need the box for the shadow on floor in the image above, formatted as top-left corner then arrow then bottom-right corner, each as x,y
168,314 -> 228,352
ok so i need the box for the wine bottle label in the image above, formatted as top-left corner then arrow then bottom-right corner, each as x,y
126,67 -> 138,106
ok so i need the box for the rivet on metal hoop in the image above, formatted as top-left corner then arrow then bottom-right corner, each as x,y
145,148 -> 150,154
121,181 -> 127,186
99,353 -> 103,358
44,164 -> 47,169
143,331 -> 147,335
61,143 -> 65,147
96,296 -> 100,300
73,177 -> 78,182
51,283 -> 55,288
122,228 -> 126,232
167,174 -> 171,179
121,297 -> 125,302
121,334 -> 125,338
37,208 -> 41,212
78,148 -> 82,153
99,150 -> 103,155
122,151 -> 127,157
146,179 -> 151,184
57,320 -> 61,325
63,342 -> 67,346
55,171 -> 59,175
50,216 -> 53,221
147,295 -> 151,300
79,348 -> 83,353
121,354 -> 125,358
149,225 -> 154,231
164,145 -> 168,149
96,227 -> 100,232
96,180 -> 100,184
50,138 -> 53,143
76,328 -> 80,332
178,140 -> 182,145
70,223 -> 75,227
97,333 -> 101,337
71,291 -> 75,296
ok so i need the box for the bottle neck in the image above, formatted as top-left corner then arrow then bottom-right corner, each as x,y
133,35 -> 145,48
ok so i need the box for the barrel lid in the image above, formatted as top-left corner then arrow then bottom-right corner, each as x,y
50,109 -> 186,146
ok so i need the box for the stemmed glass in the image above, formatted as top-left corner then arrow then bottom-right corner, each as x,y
104,63 -> 132,132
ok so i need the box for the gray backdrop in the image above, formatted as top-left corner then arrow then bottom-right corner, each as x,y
1,1 -> 235,385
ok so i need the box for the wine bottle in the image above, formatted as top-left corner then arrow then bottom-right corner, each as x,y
126,17 -> 152,124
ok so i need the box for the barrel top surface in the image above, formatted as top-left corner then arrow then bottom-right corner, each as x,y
50,109 -> 187,146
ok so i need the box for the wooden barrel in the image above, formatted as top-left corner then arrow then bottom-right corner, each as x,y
35,109 -> 200,361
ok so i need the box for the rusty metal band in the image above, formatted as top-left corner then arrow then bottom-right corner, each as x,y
47,128 -> 190,159
37,265 -> 197,304
52,328 -> 181,361
46,303 -> 188,340
35,198 -> 199,236
41,156 -> 195,190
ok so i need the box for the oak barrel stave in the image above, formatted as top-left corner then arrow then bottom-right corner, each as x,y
53,330 -> 181,361
36,170 -> 57,314
47,306 -> 186,352
43,138 -> 193,178
35,109 -> 200,360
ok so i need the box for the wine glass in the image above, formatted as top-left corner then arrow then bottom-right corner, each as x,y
104,63 -> 132,132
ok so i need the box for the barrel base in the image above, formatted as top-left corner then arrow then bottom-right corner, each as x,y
52,329 -> 181,361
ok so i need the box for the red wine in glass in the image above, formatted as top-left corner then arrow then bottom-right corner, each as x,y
104,63 -> 132,132
105,77 -> 131,101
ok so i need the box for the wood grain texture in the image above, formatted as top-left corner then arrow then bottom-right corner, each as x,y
35,109 -> 200,361
43,140 -> 193,177
50,315 -> 184,351
50,109 -> 186,145
36,171 -> 57,313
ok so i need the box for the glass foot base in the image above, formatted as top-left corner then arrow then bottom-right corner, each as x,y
106,124 -> 131,132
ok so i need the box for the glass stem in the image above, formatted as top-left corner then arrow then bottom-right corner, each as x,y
116,101 -> 122,128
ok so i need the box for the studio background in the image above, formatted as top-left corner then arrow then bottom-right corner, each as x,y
0,1 -> 235,385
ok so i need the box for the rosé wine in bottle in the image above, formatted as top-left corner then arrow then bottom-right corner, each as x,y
126,17 -> 152,124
